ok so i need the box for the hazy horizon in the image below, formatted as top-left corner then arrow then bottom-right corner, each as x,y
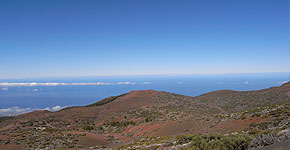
0,72 -> 289,116
0,72 -> 289,80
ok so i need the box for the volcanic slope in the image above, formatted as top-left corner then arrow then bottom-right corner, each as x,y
0,82 -> 289,149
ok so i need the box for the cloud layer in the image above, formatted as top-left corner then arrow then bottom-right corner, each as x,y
141,82 -> 151,85
0,106 -> 65,117
0,81 -> 148,86
117,82 -> 136,85
277,81 -> 288,85
2,87 -> 8,91
0,107 -> 32,116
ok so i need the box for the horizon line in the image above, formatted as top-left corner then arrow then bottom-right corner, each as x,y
0,72 -> 289,80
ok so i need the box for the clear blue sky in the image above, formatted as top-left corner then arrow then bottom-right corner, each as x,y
0,0 -> 289,78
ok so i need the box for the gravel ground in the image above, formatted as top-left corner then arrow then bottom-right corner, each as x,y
251,140 -> 290,150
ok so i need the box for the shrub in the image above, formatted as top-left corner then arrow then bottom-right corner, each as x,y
83,125 -> 94,131
240,115 -> 247,120
249,122 -> 257,128
249,129 -> 261,135
145,118 -> 153,122
258,122 -> 270,130
110,120 -> 135,127
176,135 -> 194,144
176,133 -> 252,150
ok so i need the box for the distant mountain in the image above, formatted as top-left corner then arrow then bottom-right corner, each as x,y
0,82 -> 289,150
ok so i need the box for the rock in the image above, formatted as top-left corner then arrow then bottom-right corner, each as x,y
278,129 -> 290,140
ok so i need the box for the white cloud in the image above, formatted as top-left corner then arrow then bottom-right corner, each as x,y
244,81 -> 249,84
277,81 -> 289,85
0,82 -> 113,86
0,107 -> 32,116
0,105 -> 67,117
0,81 -> 151,86
32,89 -> 38,92
51,106 -> 62,111
117,82 -> 136,85
140,82 -> 151,85
40,106 -> 66,112
70,82 -> 112,86
177,82 -> 183,84
2,87 -> 8,91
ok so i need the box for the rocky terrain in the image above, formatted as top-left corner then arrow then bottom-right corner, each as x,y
0,82 -> 289,150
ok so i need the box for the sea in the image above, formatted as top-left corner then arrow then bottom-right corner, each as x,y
0,72 -> 289,116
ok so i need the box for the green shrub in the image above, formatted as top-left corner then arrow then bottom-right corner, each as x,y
145,118 -> 153,122
257,122 -> 270,130
177,133 -> 252,150
240,115 -> 247,120
83,125 -> 94,131
176,135 -> 194,144
249,129 -> 261,135
110,120 -> 135,127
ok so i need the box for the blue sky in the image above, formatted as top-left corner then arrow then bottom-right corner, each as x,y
0,0 -> 289,78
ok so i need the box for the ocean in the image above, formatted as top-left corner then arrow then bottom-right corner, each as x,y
0,73 -> 289,116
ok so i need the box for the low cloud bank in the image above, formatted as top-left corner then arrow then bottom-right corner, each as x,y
140,82 -> 151,84
2,87 -> 8,91
117,82 -> 136,85
277,81 -> 288,85
0,81 -> 147,87
0,107 -> 32,117
0,82 -> 113,86
0,105 -> 65,117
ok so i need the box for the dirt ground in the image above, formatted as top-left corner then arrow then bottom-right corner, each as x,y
251,140 -> 290,150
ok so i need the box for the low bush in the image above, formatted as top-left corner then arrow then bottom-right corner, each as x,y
83,125 -> 94,131
177,133 -> 252,150
110,120 -> 135,127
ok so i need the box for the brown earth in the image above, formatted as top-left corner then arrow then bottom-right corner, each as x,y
0,82 -> 289,149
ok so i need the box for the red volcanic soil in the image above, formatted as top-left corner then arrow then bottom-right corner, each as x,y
123,122 -> 165,137
155,120 -> 211,136
0,144 -> 25,150
105,90 -> 166,112
209,116 -> 270,133
125,115 -> 271,137
78,133 -> 108,147
67,131 -> 109,147
0,124 -> 15,132
120,115 -> 270,138
15,90 -> 169,121
15,110 -> 51,120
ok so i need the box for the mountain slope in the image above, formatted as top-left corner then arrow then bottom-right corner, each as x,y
0,82 -> 289,149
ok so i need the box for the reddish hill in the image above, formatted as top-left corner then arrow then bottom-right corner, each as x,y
0,82 -> 289,149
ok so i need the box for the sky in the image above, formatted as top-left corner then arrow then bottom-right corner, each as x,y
0,0 -> 289,79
